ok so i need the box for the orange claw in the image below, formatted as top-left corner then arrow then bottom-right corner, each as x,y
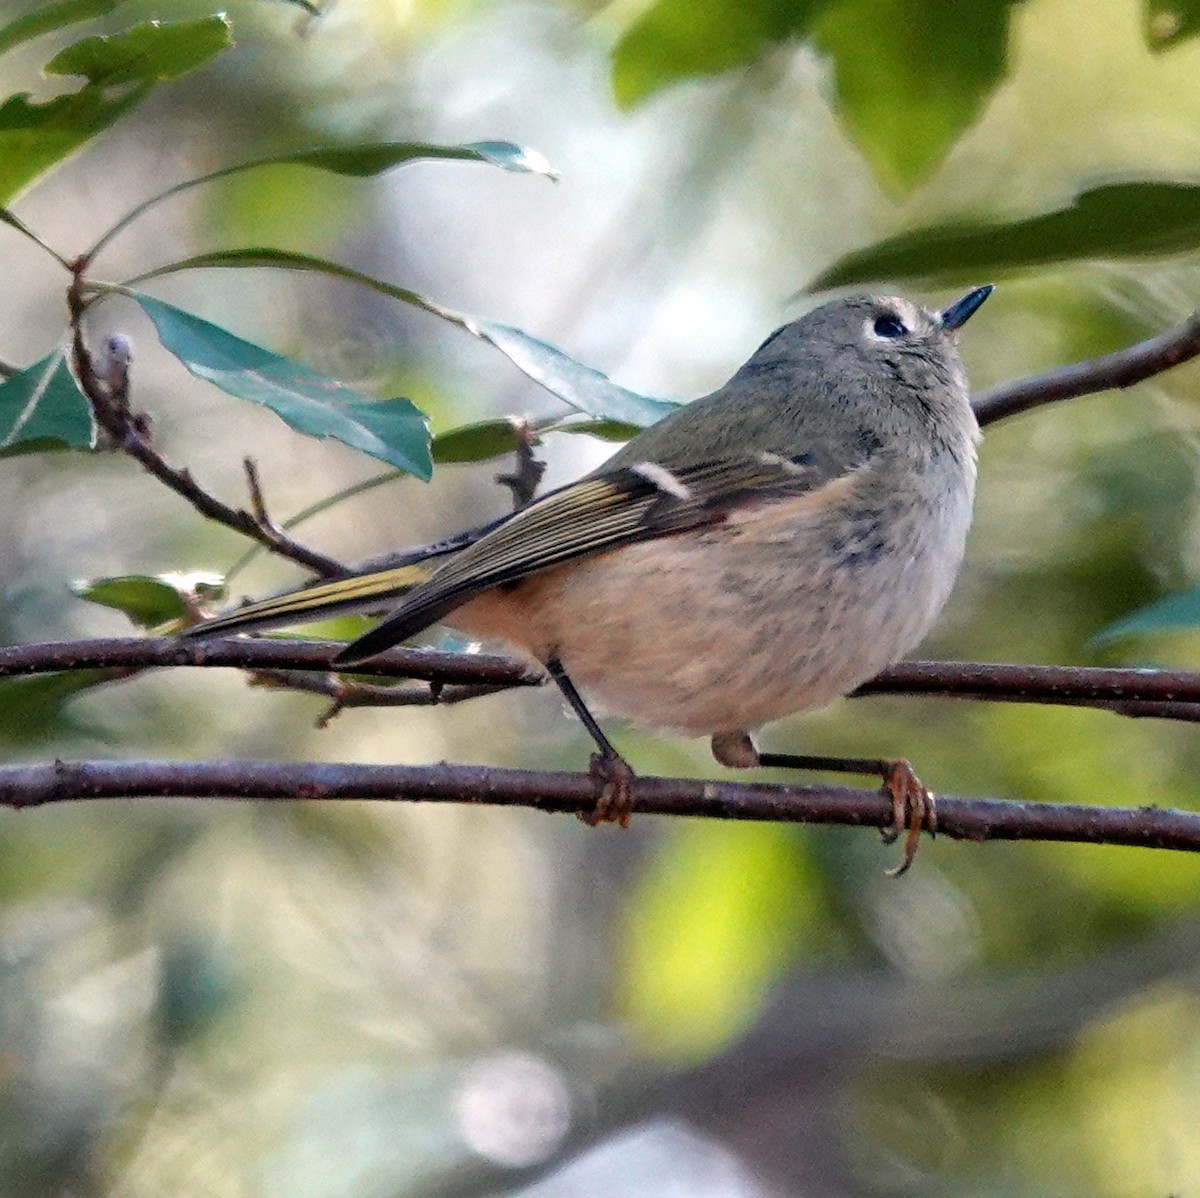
578,752 -> 637,828
880,759 -> 936,876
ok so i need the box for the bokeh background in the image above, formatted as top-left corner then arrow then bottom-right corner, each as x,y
4,0 -> 1200,1193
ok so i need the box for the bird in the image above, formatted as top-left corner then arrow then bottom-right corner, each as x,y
184,285 -> 993,871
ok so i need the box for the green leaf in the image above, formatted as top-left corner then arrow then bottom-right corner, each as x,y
0,0 -> 121,58
612,0 -> 822,107
810,181 -> 1200,291
1146,0 -> 1200,49
464,317 -> 681,427
811,0 -> 1018,195
0,16 -> 231,203
0,82 -> 150,203
432,420 -> 523,464
546,417 -> 641,443
267,140 -> 556,180
430,417 -> 641,464
71,571 -> 223,628
122,250 -> 681,427
1093,589 -> 1200,645
89,139 -> 555,258
0,671 -> 111,745
44,14 -> 232,84
611,0 -> 1015,191
130,293 -> 433,478
0,349 -> 94,457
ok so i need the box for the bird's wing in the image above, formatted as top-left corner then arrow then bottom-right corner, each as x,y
335,450 -> 842,663
180,560 -> 437,638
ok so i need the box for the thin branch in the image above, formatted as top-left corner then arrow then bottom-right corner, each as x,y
247,668 -> 512,726
494,418 -> 547,510
2,760 -> 1198,855
9,639 -> 1200,719
66,272 -> 345,578
973,309 -> 1200,425
852,660 -> 1200,710
0,638 -> 540,687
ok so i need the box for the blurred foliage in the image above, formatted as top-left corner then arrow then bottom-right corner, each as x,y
2,0 -> 1200,1196
813,180 -> 1200,288
0,13 -> 231,202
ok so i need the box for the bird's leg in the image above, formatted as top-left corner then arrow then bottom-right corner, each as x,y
710,731 -> 935,876
546,656 -> 636,828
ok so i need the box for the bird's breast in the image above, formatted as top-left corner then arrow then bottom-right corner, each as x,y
449,456 -> 974,737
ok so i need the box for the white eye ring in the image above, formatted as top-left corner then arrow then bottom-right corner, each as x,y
869,313 -> 908,340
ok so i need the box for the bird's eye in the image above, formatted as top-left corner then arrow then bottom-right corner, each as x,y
872,313 -> 908,338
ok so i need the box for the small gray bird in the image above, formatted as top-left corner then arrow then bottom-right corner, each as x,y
185,286 -> 992,870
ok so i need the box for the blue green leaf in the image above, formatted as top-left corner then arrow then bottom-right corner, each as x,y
124,250 -> 681,427
1094,589 -> 1200,645
0,348 -> 94,457
131,294 -> 433,478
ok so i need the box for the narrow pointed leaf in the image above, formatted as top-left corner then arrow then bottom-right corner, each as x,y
1094,589 -> 1200,645
461,316 -> 681,427
124,250 -> 681,426
130,294 -> 432,477
89,139 -> 555,258
272,140 -> 555,180
548,417 -> 641,442
0,0 -> 121,58
810,181 -> 1200,291
0,349 -> 94,457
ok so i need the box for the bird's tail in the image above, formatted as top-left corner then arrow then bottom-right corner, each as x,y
181,562 -> 436,639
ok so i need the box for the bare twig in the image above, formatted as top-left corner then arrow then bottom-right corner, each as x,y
973,309 -> 1200,425
852,660 -> 1200,711
243,457 -> 272,527
494,417 -> 547,510
247,667 -> 512,726
0,637 -> 540,688
9,639 -> 1200,721
2,759 -> 1198,856
66,271 -> 345,578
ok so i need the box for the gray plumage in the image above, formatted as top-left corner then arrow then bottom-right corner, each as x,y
189,288 -> 989,754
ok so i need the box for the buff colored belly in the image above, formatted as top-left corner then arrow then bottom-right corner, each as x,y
447,488 -> 969,737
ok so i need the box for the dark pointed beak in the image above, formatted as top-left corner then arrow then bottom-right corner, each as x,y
939,284 -> 994,330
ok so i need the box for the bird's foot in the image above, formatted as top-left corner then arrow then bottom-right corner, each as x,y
578,751 -> 637,828
879,760 -> 936,877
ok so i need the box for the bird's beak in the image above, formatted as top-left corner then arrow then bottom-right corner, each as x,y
939,284 -> 994,330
